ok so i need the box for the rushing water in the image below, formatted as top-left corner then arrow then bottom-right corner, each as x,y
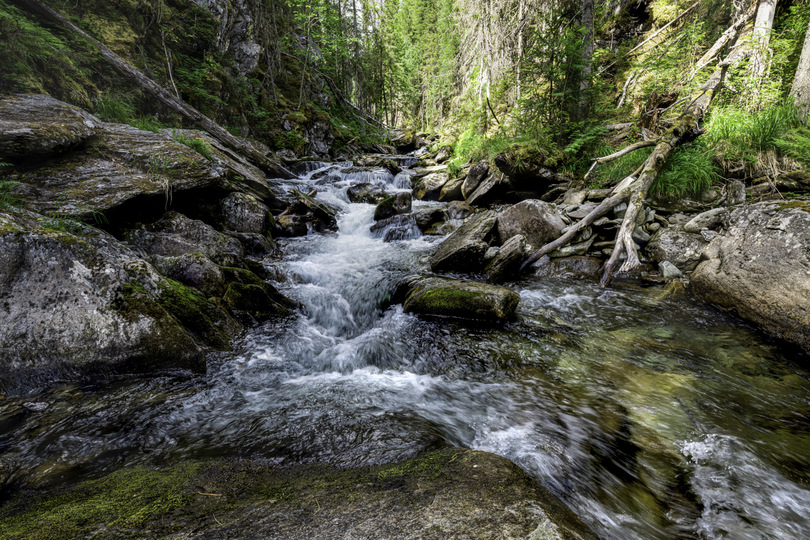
2,159 -> 810,539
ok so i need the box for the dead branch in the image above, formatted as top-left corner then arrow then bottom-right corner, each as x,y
583,140 -> 657,180
689,1 -> 757,79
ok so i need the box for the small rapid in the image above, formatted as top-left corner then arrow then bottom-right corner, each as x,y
2,158 -> 810,539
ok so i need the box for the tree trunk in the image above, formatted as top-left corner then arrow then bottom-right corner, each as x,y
578,0 -> 594,115
12,0 -> 296,180
748,0 -> 778,103
790,19 -> 810,119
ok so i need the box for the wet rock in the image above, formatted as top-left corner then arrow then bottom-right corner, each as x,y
347,182 -> 389,204
0,208 -> 240,390
274,214 -> 310,237
632,226 -> 652,246
150,252 -> 227,297
412,165 -> 448,178
691,201 -> 810,350
683,208 -> 728,233
352,155 -> 401,175
275,190 -> 339,236
219,192 -> 273,236
220,267 -> 294,321
659,261 -> 684,280
373,192 -> 412,221
125,212 -> 245,268
497,200 -> 566,249
390,128 -> 416,151
485,234 -> 528,283
413,207 -> 448,232
0,449 -> 597,539
0,94 -> 101,159
445,200 -> 474,221
227,232 -> 278,257
370,214 -> 421,242
413,172 -> 449,200
645,227 -> 708,273
462,161 -> 489,200
397,275 -> 520,321
533,256 -> 603,279
429,210 -> 498,273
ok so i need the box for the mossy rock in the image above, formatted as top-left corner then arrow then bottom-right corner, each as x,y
396,274 -> 520,322
223,283 -> 292,320
0,449 -> 597,539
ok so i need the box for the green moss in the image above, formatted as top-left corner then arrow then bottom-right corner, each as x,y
0,462 -> 204,539
776,200 -> 810,212
158,277 -> 238,349
285,111 -> 308,125
222,283 -> 290,319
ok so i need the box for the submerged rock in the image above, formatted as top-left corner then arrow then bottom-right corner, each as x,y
370,214 -> 421,242
0,94 -> 101,158
0,449 -> 597,539
396,275 -> 520,321
691,201 -> 810,350
347,182 -> 389,204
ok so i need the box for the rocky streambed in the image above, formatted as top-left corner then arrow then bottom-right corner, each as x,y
1,95 -> 810,539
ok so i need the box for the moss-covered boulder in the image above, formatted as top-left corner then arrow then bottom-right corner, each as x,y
0,208 -> 234,391
0,449 -> 597,539
373,192 -> 411,221
0,94 -> 101,159
125,212 -> 246,268
219,192 -> 274,236
347,182 -> 389,204
396,275 -> 520,321
413,172 -> 449,200
220,266 -> 296,320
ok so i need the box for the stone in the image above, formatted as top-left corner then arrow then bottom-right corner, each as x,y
462,161 -> 490,200
632,226 -> 651,246
645,227 -> 708,272
0,208 -> 243,390
727,179 -> 747,205
0,94 -> 101,159
396,275 -> 520,321
566,201 -> 599,220
485,234 -> 528,283
691,201 -> 810,351
373,192 -> 412,221
227,232 -> 278,257
413,172 -> 449,200
429,210 -> 498,273
533,256 -> 602,279
497,200 -> 566,249
282,189 -> 339,233
700,229 -> 718,242
659,261 -> 684,280
150,252 -> 227,297
438,175 -> 465,201
347,183 -> 389,204
466,173 -> 509,207
683,207 -> 728,233
0,449 -> 597,539
435,145 -> 453,163
219,192 -> 273,235
445,200 -> 474,221
124,212 -> 245,267
413,207 -> 447,232
563,189 -> 588,206
370,214 -> 421,242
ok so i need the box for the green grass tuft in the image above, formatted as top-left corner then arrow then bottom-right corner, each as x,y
172,132 -> 215,161
652,141 -> 718,198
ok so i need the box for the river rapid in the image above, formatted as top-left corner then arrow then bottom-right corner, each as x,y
2,159 -> 810,539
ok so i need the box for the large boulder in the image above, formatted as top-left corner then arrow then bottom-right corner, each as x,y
438,175 -> 465,202
219,192 -> 273,236
497,200 -> 566,249
645,227 -> 708,272
691,201 -> 810,350
275,190 -> 339,237
0,208 -> 241,391
8,121 -> 273,223
466,173 -> 510,207
485,234 -> 529,283
124,212 -> 246,267
462,161 -> 490,200
413,172 -> 449,200
396,275 -> 520,321
429,210 -> 498,273
347,182 -> 389,204
373,192 -> 412,221
0,94 -> 101,159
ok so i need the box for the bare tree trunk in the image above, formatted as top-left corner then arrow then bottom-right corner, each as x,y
12,0 -> 295,179
748,0 -> 778,103
578,0 -> 594,115
790,19 -> 810,119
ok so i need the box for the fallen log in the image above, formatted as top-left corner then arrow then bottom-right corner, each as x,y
12,0 -> 296,180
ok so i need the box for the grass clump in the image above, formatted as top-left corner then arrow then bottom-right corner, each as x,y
172,132 -> 215,161
652,140 -> 719,198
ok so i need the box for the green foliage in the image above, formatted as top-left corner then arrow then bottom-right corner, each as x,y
652,140 -> 718,198
0,177 -> 21,209
589,145 -> 654,188
94,95 -> 136,123
775,127 -> 810,167
705,100 -> 802,162
172,132 -> 215,161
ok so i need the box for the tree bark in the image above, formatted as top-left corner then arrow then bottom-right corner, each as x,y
12,0 -> 296,179
790,19 -> 810,119
748,0 -> 778,103
578,0 -> 594,115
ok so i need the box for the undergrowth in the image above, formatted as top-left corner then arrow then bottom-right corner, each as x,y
653,140 -> 719,198
172,132 -> 215,161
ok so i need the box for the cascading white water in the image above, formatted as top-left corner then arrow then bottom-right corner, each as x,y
2,158 -> 810,540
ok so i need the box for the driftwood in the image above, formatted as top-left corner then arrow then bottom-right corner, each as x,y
12,0 -> 296,180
